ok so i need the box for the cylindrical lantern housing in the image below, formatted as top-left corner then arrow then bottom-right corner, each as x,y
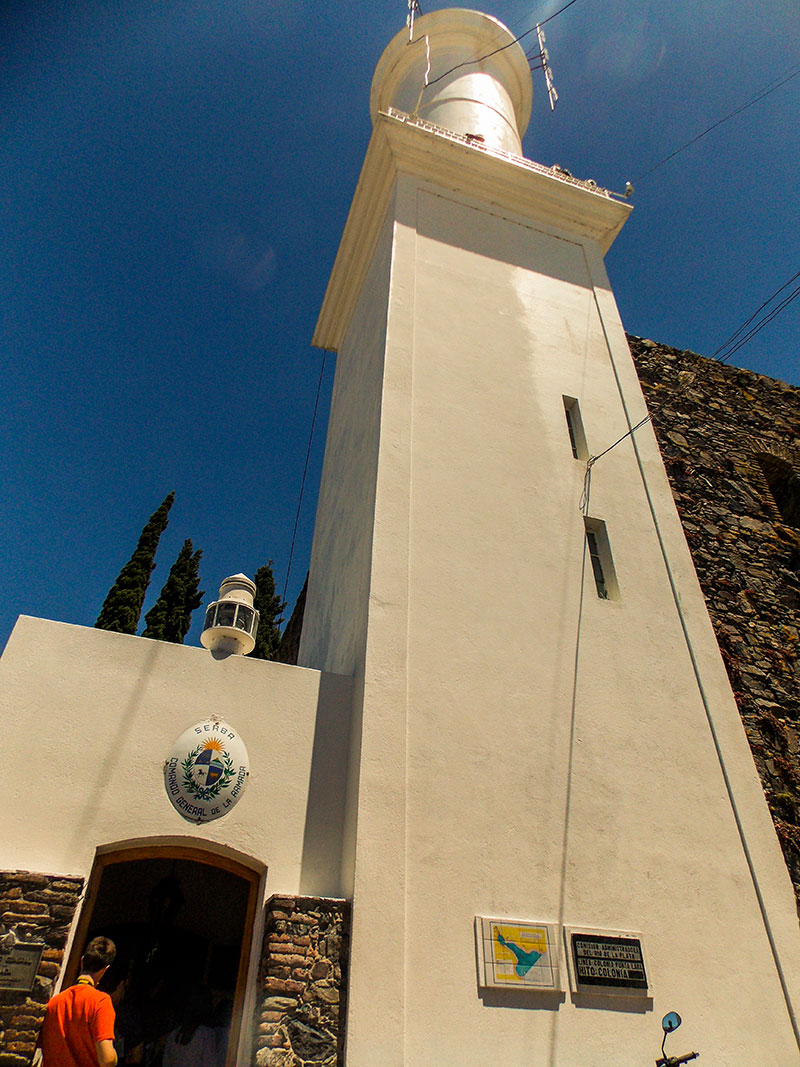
370,9 -> 532,156
200,573 -> 260,655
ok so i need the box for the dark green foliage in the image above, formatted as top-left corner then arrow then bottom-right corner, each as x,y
250,562 -> 286,660
142,539 -> 204,643
95,492 -> 175,634
276,573 -> 307,665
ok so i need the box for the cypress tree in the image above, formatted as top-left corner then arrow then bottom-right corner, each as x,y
142,539 -> 204,643
95,492 -> 175,634
275,572 -> 307,665
250,562 -> 286,660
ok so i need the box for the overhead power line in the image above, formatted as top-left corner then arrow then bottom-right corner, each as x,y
590,414 -> 652,466
426,0 -> 583,88
579,413 -> 652,511
282,350 -> 328,606
537,0 -> 583,29
712,268 -> 800,364
586,264 -> 800,498
585,266 -> 800,486
633,64 -> 800,183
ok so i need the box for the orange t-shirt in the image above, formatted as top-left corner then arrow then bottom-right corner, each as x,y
40,982 -> 116,1067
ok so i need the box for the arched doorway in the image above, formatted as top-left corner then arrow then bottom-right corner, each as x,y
65,843 -> 262,1067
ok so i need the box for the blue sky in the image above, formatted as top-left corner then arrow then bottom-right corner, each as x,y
2,0 -> 798,651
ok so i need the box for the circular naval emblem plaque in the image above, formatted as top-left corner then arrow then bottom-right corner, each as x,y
164,718 -> 249,823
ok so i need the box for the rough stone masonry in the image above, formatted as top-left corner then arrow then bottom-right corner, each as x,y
630,335 -> 800,911
252,895 -> 350,1067
0,870 -> 84,1067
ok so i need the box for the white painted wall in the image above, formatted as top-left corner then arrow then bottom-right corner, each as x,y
1,616 -> 352,899
370,10 -> 532,156
305,156 -> 800,1063
7,8 -> 800,1061
404,182 -> 800,1064
300,204 -> 395,681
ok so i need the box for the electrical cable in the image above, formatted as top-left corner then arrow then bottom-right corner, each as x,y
716,285 -> 800,364
590,413 -> 652,464
633,64 -> 800,183
589,265 -> 800,468
583,270 -> 798,500
581,413 -> 652,484
568,298 -> 800,1046
537,0 -> 583,29
282,349 -> 328,607
579,458 -> 593,514
714,269 -> 800,355
585,268 -> 798,467
566,235 -> 800,1056
454,0 -> 570,67
411,33 -> 432,114
425,0 -> 583,88
425,28 -> 537,87
416,0 -> 558,81
713,270 -> 800,363
593,305 -> 800,1050
552,54 -> 799,1024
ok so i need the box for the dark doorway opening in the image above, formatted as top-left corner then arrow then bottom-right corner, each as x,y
66,846 -> 260,1067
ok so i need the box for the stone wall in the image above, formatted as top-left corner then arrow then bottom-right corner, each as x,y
253,895 -> 350,1067
630,335 -> 800,909
0,871 -> 84,1067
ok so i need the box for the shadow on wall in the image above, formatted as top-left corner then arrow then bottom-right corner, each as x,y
478,987 -> 565,1011
415,186 -> 595,290
64,638 -> 162,865
299,670 -> 354,898
571,992 -> 652,1014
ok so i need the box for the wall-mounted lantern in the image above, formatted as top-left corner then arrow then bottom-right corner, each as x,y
200,574 -> 260,655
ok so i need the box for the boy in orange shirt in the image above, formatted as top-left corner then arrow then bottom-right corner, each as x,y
40,936 -> 118,1067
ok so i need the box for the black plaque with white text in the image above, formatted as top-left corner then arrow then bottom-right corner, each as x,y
571,933 -> 647,990
0,942 -> 44,992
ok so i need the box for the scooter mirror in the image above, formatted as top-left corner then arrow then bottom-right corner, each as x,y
662,1012 -> 682,1034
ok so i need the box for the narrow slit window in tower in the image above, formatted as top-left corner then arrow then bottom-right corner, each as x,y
563,396 -> 588,460
584,517 -> 618,600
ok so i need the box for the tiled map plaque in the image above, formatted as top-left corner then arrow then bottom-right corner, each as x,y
475,917 -> 561,991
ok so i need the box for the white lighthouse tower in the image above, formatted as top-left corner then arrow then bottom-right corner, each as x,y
1,9 -> 800,1065
299,8 -> 800,1064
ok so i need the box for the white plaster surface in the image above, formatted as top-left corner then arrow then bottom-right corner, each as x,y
305,148 -> 800,1062
370,9 -> 532,156
300,206 -> 394,681
6,10 -> 800,1061
1,616 -> 352,899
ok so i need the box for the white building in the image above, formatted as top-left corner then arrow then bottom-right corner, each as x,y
3,9 -> 800,1065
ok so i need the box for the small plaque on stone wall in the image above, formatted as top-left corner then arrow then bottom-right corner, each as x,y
565,926 -> 649,995
0,941 -> 44,991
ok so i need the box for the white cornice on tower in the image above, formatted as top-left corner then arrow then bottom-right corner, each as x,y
313,108 -> 632,353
